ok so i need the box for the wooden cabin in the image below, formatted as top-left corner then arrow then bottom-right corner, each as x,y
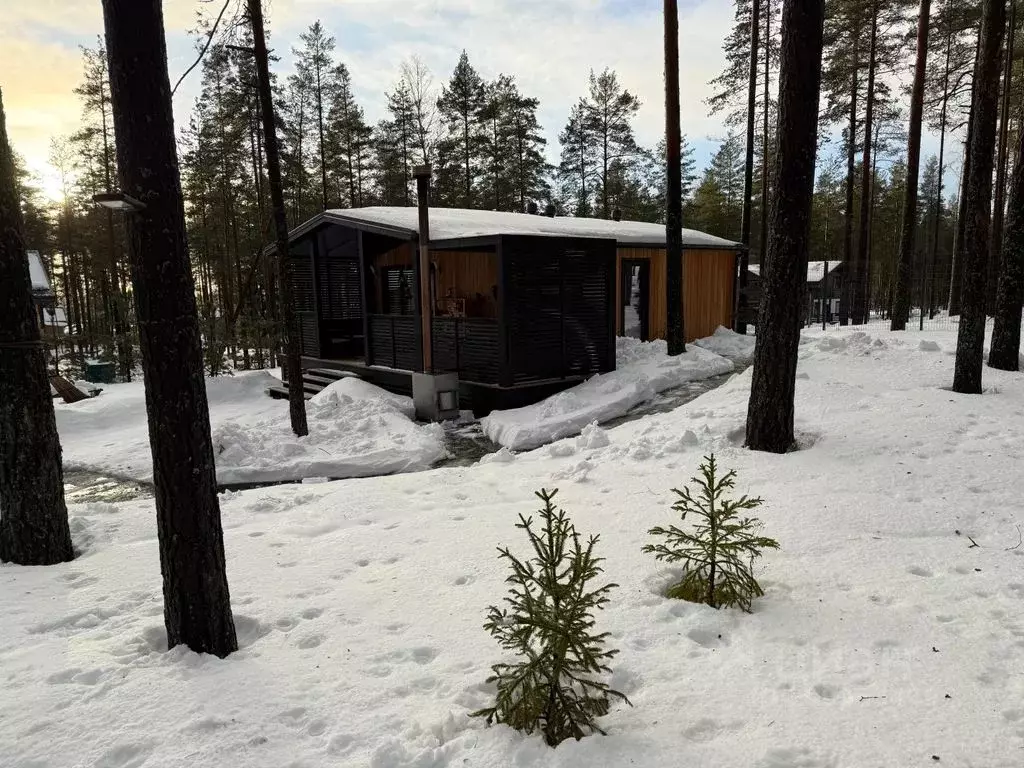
746,261 -> 845,325
276,207 -> 741,414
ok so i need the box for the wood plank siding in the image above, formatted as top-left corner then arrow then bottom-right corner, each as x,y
370,245 -> 497,317
615,247 -> 737,342
431,250 -> 498,318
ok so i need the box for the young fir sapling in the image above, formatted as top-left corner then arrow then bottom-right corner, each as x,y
643,453 -> 778,612
472,488 -> 629,746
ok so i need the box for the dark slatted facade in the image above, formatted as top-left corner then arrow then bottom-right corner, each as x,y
432,318 -> 499,384
502,236 -> 616,385
283,218 -> 622,414
288,243 -> 318,357
368,315 -> 421,371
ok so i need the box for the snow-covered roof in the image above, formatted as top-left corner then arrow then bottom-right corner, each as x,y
748,261 -> 842,283
320,206 -> 740,249
27,250 -> 51,293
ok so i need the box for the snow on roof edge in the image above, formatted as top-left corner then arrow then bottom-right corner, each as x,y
321,206 -> 741,250
26,250 -> 51,293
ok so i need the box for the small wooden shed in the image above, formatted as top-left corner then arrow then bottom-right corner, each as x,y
276,207 -> 740,413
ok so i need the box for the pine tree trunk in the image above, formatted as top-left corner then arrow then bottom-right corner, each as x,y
317,64 -> 327,211
891,0 -> 931,331
746,0 -> 825,453
950,36 -> 982,317
989,63 -> 1024,369
738,0 -> 761,335
990,0 -> 1017,312
101,0 -> 237,656
953,0 -> 1007,394
249,0 -> 309,438
665,0 -> 686,355
929,29 -> 954,316
840,25 -> 859,326
0,90 -> 74,566
759,0 -> 772,267
852,1 -> 879,326
928,107 -> 948,318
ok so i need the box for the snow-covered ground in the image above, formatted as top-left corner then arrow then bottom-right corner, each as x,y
54,372 -> 445,485
481,332 -> 748,450
5,324 -> 1023,767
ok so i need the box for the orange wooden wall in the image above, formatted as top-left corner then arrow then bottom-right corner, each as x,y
616,247 -> 737,342
369,245 -> 497,316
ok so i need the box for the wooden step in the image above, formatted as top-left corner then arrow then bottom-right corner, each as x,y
267,385 -> 313,401
305,368 -> 359,382
268,366 -> 361,401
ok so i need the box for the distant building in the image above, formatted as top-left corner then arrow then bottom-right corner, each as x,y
269,206 -> 742,413
26,250 -> 66,337
746,261 -> 845,324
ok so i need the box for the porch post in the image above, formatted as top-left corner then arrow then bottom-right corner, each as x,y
414,165 -> 432,373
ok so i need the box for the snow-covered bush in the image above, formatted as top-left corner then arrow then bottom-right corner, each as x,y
643,453 -> 778,612
472,489 -> 629,746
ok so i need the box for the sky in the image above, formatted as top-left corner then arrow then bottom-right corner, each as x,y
2,0 -> 956,204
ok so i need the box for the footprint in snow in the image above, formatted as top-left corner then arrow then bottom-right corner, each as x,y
907,565 -> 934,578
687,628 -> 728,649
813,683 -> 840,700
93,742 -> 155,768
757,746 -> 829,768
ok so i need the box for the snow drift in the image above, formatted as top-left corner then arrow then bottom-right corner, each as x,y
480,337 -> 734,450
56,372 -> 445,485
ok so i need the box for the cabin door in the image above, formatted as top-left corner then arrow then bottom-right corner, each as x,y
620,259 -> 650,341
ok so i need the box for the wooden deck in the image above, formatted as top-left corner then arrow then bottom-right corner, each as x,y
270,356 -> 587,416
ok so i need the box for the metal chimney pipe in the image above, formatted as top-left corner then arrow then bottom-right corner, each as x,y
544,203 -> 556,218
413,164 -> 432,373
612,207 -> 622,222
526,201 -> 538,215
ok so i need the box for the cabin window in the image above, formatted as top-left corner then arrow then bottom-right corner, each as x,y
383,267 -> 415,315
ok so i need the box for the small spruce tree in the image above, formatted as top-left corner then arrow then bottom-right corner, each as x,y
473,488 -> 629,746
643,454 -> 778,612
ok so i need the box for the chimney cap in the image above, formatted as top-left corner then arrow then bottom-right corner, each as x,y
526,201 -> 538,215
612,207 -> 622,222
544,203 -> 556,218
412,164 -> 431,178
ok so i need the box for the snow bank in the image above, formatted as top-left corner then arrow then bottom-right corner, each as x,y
212,377 -> 445,484
481,337 -> 733,450
56,371 -> 445,485
9,323 -> 1024,768
692,325 -> 757,363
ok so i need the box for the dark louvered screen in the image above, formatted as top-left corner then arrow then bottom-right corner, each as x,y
383,268 -> 415,315
503,236 -> 615,385
367,315 -> 422,371
561,250 -> 612,376
298,313 -> 318,357
432,318 -> 499,383
288,253 -> 315,314
318,257 -> 362,320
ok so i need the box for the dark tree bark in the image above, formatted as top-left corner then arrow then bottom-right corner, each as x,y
891,0 -> 931,331
839,25 -> 860,326
746,0 -> 825,453
953,0 -> 1007,394
990,0 -> 1017,312
101,0 -> 237,656
989,85 -> 1024,369
249,0 -> 309,437
0,89 -> 74,567
665,0 -> 686,355
738,0 -> 761,335
760,0 -> 772,269
950,37 -> 982,317
852,1 -> 879,326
